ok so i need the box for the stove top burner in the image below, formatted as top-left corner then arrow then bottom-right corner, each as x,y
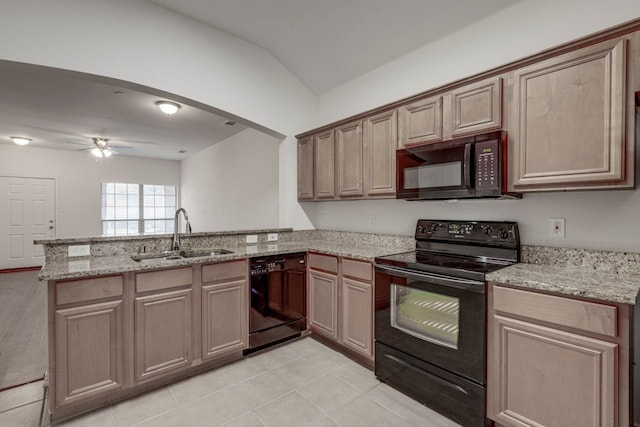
376,250 -> 508,277
376,220 -> 520,281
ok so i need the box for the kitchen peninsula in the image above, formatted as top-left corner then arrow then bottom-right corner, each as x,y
37,228 -> 413,422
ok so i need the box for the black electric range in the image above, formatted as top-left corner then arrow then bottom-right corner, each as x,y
374,219 -> 520,427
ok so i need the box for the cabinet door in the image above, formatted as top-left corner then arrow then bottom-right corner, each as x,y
451,77 -> 502,137
308,269 -> 338,340
55,300 -> 123,407
297,137 -> 314,200
511,37 -> 628,190
398,95 -> 443,148
202,279 -> 248,360
488,315 -> 617,427
134,289 -> 192,382
314,130 -> 335,199
336,120 -> 364,197
363,110 -> 397,197
340,277 -> 373,358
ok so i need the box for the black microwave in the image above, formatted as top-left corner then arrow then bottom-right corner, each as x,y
396,131 -> 520,200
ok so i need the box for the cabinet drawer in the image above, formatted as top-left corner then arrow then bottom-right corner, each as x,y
201,260 -> 247,283
342,258 -> 372,282
135,267 -> 192,293
308,253 -> 338,274
492,285 -> 617,337
56,275 -> 123,305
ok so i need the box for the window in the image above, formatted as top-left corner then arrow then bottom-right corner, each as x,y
101,183 -> 177,236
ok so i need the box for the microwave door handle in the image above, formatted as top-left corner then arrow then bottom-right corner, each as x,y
463,143 -> 472,189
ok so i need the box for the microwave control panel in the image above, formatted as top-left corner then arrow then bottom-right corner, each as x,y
475,139 -> 500,192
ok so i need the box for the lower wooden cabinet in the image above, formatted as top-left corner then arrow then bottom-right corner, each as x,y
201,276 -> 248,360
340,277 -> 373,358
134,288 -> 192,382
49,261 -> 248,421
308,269 -> 339,340
308,253 -> 374,363
54,299 -> 124,407
487,283 -> 630,427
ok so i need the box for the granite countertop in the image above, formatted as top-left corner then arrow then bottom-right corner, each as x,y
487,263 -> 640,305
38,239 -> 408,281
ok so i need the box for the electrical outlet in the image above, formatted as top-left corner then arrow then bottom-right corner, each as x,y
246,234 -> 258,244
549,217 -> 566,238
68,245 -> 90,257
268,244 -> 278,251
319,213 -> 326,227
368,214 -> 376,226
246,245 -> 258,254
267,233 -> 278,241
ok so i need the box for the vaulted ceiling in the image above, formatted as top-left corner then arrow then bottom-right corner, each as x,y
148,0 -> 521,94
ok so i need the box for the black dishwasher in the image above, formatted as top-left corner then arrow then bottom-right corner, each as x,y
247,252 -> 307,353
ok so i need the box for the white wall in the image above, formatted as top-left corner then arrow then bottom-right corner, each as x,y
0,0 -> 317,233
307,0 -> 640,252
181,128 -> 280,231
0,144 -> 180,238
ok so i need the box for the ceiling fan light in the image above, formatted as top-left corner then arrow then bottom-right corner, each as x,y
91,147 -> 103,157
103,149 -> 112,157
155,101 -> 181,115
11,136 -> 31,146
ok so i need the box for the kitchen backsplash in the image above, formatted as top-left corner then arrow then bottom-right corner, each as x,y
36,229 -> 640,273
522,245 -> 640,274
37,229 -> 415,261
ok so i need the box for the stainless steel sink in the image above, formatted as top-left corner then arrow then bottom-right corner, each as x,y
131,253 -> 184,263
179,248 -> 234,258
131,248 -> 233,263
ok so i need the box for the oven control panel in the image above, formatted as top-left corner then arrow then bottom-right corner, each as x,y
416,220 -> 519,246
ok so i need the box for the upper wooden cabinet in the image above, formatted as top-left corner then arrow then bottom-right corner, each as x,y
314,130 -> 336,199
510,36 -> 635,191
364,110 -> 397,197
398,95 -> 443,148
450,76 -> 502,137
298,112 -> 397,201
336,120 -> 364,197
297,137 -> 314,200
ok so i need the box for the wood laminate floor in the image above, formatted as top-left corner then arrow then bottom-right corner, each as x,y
0,270 -> 47,390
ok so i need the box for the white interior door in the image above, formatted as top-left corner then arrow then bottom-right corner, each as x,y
0,177 -> 55,269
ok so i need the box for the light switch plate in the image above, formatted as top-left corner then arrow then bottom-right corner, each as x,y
68,245 -> 90,257
267,233 -> 278,241
268,244 -> 278,251
246,245 -> 258,254
246,234 -> 258,244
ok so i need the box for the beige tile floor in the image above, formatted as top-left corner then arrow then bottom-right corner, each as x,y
0,337 -> 461,427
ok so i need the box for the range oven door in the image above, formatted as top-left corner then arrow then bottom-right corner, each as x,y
374,264 -> 486,384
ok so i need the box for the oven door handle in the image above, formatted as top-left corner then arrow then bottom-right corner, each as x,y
375,264 -> 485,293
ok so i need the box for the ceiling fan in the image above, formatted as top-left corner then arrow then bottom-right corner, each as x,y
66,138 -> 134,157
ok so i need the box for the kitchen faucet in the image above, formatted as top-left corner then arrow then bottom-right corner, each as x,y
172,208 -> 192,251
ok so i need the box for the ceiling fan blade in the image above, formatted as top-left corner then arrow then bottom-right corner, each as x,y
65,141 -> 91,147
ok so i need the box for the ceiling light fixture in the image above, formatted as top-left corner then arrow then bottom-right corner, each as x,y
91,138 -> 112,158
10,136 -> 31,146
155,101 -> 181,115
